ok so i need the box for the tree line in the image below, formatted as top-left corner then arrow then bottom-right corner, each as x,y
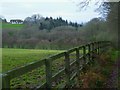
2,2 -> 119,50
24,14 -> 83,32
2,17 -> 108,49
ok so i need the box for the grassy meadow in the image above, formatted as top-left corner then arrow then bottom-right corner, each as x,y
1,47 -> 119,88
1,47 -> 89,88
2,48 -> 63,73
1,23 -> 24,30
2,48 -> 65,88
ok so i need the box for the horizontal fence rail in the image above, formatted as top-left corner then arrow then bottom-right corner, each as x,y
2,41 -> 111,89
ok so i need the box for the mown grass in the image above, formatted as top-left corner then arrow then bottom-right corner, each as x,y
1,23 -> 24,30
3,47 -> 118,88
2,48 -> 65,88
2,47 -> 86,88
2,48 -> 64,73
1,48 -> 88,88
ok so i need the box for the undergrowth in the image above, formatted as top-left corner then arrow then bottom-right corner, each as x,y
78,47 -> 119,88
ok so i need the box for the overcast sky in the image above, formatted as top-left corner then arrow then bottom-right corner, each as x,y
0,0 -> 103,23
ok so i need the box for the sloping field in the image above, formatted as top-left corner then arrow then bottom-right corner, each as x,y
1,23 -> 24,30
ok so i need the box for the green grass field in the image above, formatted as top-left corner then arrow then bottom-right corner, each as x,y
1,23 -> 24,30
1,48 -> 80,88
1,48 -> 79,88
2,48 -> 65,88
2,48 -> 63,73
2,48 -> 119,88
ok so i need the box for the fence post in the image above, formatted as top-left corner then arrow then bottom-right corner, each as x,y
99,41 -> 102,53
64,52 -> 70,88
91,43 -> 95,61
95,42 -> 97,53
82,45 -> 87,73
76,48 -> 80,84
83,46 -> 86,64
2,74 -> 10,89
100,41 -> 104,53
88,44 -> 91,64
97,42 -> 100,55
45,58 -> 52,89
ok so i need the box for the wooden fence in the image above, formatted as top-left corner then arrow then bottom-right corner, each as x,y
2,41 -> 111,89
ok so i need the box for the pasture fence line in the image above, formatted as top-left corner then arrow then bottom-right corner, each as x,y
2,41 -> 111,89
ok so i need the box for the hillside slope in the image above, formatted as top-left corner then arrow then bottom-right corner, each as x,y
1,23 -> 24,30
